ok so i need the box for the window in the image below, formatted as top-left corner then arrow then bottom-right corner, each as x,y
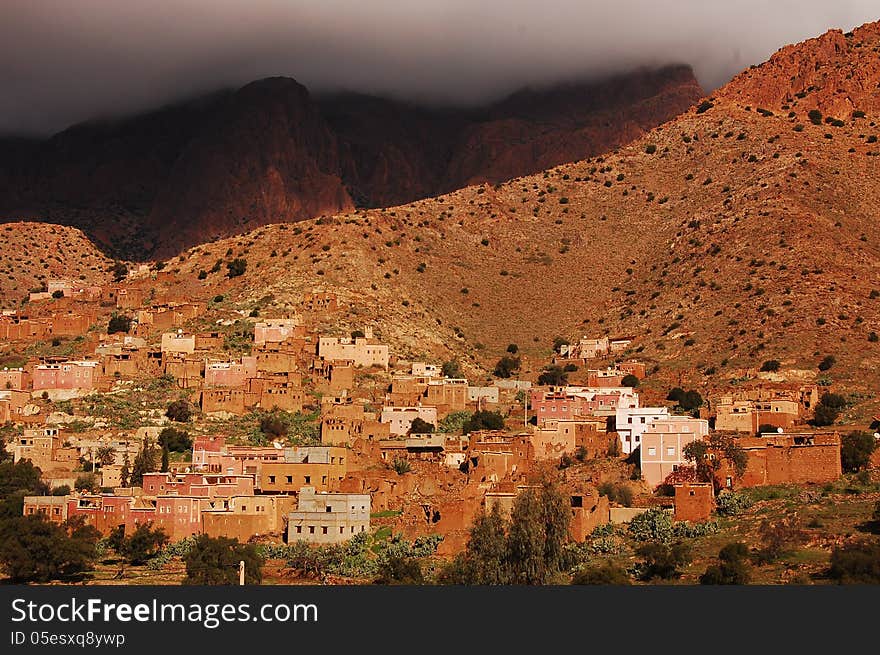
304,476 -> 311,484
326,505 -> 332,512
268,476 -> 275,484
296,526 -> 302,534
340,527 -> 344,534
308,526 -> 315,534
640,417 -> 646,424
647,447 -> 656,456
667,447 -> 675,456
322,526 -> 328,534
285,476 -> 292,484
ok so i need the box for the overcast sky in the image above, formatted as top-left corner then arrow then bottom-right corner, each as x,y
1,1 -> 877,135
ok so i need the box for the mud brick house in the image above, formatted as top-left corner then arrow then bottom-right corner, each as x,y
163,352 -> 204,388
712,383 -> 819,433
618,360 -> 647,379
586,368 -> 626,387
201,388 -> 247,415
23,496 -> 69,524
194,332 -> 224,351
530,419 -> 614,461
0,389 -> 33,422
204,356 -> 258,387
252,380 -> 304,413
569,490 -> 612,540
253,343 -> 302,374
468,386 -> 500,406
257,447 -> 348,494
0,367 -> 31,390
160,331 -> 196,354
720,433 -> 842,489
253,318 -> 303,346
411,362 -> 441,377
302,292 -> 338,313
380,405 -> 439,436
288,487 -> 370,544
50,311 -> 94,337
201,495 -> 297,541
317,328 -> 389,369
11,426 -> 61,467
0,314 -> 52,341
115,287 -> 146,309
615,407 -> 670,455
673,483 -> 715,522
378,433 -> 455,463
321,413 -> 389,446
101,348 -> 145,378
312,358 -> 355,393
640,417 -> 710,488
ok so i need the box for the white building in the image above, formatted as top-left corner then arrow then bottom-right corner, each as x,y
615,406 -> 670,455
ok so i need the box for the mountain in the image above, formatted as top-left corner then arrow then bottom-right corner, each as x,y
124,21 -> 880,398
0,66 -> 703,259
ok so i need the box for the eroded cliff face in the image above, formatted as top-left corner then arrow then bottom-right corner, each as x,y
0,65 -> 704,259
718,22 -> 880,118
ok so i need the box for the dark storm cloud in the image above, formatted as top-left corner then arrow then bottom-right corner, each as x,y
1,1 -> 877,135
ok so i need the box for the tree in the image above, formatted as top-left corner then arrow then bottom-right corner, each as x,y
537,366 -> 567,386
74,474 -> 98,493
130,437 -> 158,487
683,434 -> 747,488
226,258 -> 247,278
840,431 -> 878,473
119,453 -> 131,488
408,417 -> 435,435
756,516 -> 806,563
0,458 -> 47,500
760,360 -> 781,372
828,539 -> 880,583
259,414 -> 288,439
0,514 -> 99,583
506,344 -> 519,354
552,336 -> 570,353
463,410 -> 505,434
493,356 -> 520,379
571,561 -> 631,585
441,479 -> 570,585
699,542 -> 751,585
157,427 -> 192,453
679,390 -> 704,411
621,374 -> 639,388
441,360 -> 462,379
442,504 -> 509,584
120,523 -> 168,566
350,329 -> 365,339
667,387 -> 685,403
184,534 -> 263,584
96,445 -> 116,466
808,109 -> 823,125
112,262 -> 129,282
160,445 -> 169,473
636,541 -> 692,580
107,314 -> 132,334
812,392 -> 846,427
165,399 -> 193,422
818,355 -> 836,371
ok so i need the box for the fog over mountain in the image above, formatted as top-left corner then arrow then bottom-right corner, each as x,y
1,1 -> 877,134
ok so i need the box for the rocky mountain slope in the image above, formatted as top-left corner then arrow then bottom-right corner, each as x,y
0,66 -> 703,259
133,21 -> 880,391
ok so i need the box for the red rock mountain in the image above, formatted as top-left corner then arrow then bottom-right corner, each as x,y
0,65 -> 703,259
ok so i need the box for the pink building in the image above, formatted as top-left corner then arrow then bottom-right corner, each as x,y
32,360 -> 99,391
141,472 -> 255,498
254,319 -> 302,346
0,368 -> 30,390
204,356 -> 258,388
639,417 -> 710,489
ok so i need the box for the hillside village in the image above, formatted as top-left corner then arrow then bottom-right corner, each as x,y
2,21 -> 880,585
1,261 -> 878,584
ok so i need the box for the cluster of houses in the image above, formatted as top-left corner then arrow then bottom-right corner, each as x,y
5,275 -> 864,555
